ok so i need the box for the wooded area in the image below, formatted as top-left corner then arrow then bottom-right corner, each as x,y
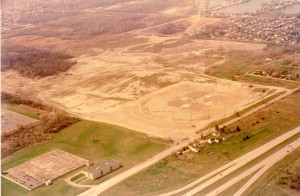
1,44 -> 76,77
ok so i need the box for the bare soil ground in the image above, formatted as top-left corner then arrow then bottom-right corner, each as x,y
1,33 -> 266,140
1,0 -> 268,141
88,80 -> 270,140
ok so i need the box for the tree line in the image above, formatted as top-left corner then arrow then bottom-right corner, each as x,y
1,92 -> 79,158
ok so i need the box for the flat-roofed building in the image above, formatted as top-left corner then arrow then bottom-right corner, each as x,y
82,160 -> 120,180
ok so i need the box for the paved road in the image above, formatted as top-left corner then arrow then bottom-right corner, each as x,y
160,126 -> 300,196
64,172 -> 94,188
77,140 -> 193,196
77,88 -> 299,196
1,108 -> 39,132
204,137 -> 300,196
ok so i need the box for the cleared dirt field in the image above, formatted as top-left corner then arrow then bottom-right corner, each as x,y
1,36 -> 266,113
84,80 -> 270,140
1,35 -> 267,141
142,81 -> 264,121
1,0 -> 267,142
1,107 -> 39,132
2,149 -> 88,190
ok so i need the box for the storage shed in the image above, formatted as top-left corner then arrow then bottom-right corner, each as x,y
82,160 -> 120,180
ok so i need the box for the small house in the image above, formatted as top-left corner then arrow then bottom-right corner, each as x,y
82,160 -> 120,180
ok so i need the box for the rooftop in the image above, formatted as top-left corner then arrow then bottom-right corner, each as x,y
85,160 -> 120,174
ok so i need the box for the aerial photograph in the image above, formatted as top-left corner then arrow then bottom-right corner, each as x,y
1,0 -> 300,196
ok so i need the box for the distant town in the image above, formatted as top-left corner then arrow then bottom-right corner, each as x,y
202,16 -> 300,44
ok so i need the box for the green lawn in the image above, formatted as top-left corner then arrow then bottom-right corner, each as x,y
204,50 -> 265,80
1,99 -> 15,105
6,104 -> 41,119
240,75 -> 300,89
70,173 -> 85,182
1,176 -> 86,196
1,120 -> 168,196
203,50 -> 300,90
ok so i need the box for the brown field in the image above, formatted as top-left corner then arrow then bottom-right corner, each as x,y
2,0 -> 268,141
1,33 -> 268,141
2,149 -> 88,191
80,80 -> 274,140
142,81 -> 264,121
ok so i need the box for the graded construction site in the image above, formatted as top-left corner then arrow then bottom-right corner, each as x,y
97,80 -> 279,140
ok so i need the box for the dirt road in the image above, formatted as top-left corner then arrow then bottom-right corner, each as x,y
1,108 -> 39,132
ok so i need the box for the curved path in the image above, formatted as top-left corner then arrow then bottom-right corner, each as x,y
232,139 -> 300,196
64,172 -> 94,188
77,125 -> 300,196
161,126 -> 300,196
73,88 -> 300,196
196,137 -> 300,196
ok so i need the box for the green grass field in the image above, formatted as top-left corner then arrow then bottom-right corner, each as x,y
70,173 -> 85,182
240,75 -> 300,89
204,50 -> 265,79
1,100 -> 15,105
103,91 -> 300,195
1,120 -> 168,196
245,147 -> 300,196
204,50 -> 300,90
6,104 -> 41,119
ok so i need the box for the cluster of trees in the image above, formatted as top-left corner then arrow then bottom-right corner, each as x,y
1,44 -> 76,78
2,92 -> 52,111
1,92 -> 79,158
277,172 -> 300,190
2,111 -> 79,158
290,172 -> 300,190
111,0 -> 185,13
4,0 -> 125,26
157,22 -> 188,35
4,0 -> 183,39
55,12 -> 149,37
215,125 -> 241,134
266,44 -> 300,58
